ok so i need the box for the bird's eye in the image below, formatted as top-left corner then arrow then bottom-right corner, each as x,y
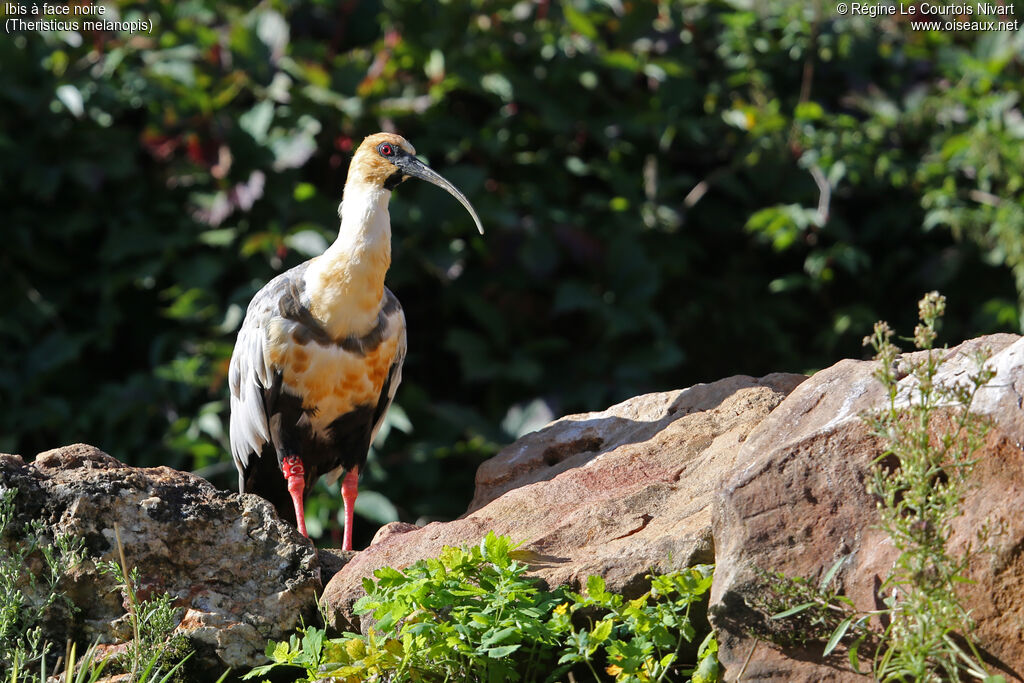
378,143 -> 395,157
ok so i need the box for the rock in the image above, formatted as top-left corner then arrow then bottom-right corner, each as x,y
710,333 -> 1024,681
317,547 -> 356,586
371,521 -> 419,546
0,444 -> 320,678
13,335 -> 1019,680
323,373 -> 807,631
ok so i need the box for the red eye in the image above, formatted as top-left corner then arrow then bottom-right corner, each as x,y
378,143 -> 394,157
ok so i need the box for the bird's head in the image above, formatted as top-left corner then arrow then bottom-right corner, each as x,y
348,132 -> 484,234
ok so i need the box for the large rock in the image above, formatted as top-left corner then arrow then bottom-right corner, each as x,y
0,444 -> 320,677
710,334 -> 1024,681
323,373 -> 806,630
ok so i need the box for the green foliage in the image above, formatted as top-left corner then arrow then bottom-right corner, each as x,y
556,571 -> 718,683
0,495 -> 214,683
245,532 -> 717,682
762,293 -> 1003,681
96,528 -> 200,682
0,488 -> 84,682
3,1 -> 1022,544
752,556 -> 864,652
861,292 -> 998,681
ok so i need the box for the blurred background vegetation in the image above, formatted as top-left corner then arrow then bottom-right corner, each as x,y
2,0 -> 1022,547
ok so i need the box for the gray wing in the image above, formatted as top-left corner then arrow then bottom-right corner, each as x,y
371,288 -> 407,444
228,267 -> 305,491
370,307 -> 405,446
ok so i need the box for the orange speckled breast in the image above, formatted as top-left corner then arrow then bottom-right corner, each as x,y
269,327 -> 402,436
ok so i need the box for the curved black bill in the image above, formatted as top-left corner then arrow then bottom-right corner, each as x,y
391,154 -> 485,235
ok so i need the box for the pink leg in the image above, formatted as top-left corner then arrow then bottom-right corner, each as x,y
341,467 -> 359,551
281,456 -> 308,537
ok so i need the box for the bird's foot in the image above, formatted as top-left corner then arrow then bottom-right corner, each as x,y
282,455 -> 308,537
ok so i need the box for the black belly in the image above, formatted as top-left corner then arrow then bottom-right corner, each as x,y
242,387 -> 378,525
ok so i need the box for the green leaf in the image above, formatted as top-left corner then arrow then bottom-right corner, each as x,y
302,627 -> 325,661
256,10 -> 289,55
480,73 -> 513,102
239,101 -> 274,143
480,626 -> 517,648
486,644 -> 522,658
242,662 -> 277,679
795,101 -> 824,120
591,620 -> 613,643
697,631 -> 718,657
198,228 -> 237,247
424,49 -> 445,81
143,47 -> 199,86
270,640 -> 290,661
722,108 -> 752,130
55,84 -> 84,118
771,602 -> 816,619
374,566 -> 404,582
692,648 -> 720,683
823,617 -> 852,656
293,182 -> 317,201
819,555 -> 847,592
848,634 -> 866,673
562,3 -> 597,39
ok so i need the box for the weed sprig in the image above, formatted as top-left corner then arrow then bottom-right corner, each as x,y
96,526 -> 189,682
1,491 -> 218,683
766,292 -> 1002,682
0,487 -> 84,681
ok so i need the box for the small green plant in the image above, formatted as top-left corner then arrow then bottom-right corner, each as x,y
764,292 -> 1002,681
246,532 -> 718,682
97,527 -> 193,682
0,487 -> 85,682
753,556 -> 869,652
554,570 -> 719,683
861,292 -> 998,680
0,493 -> 202,683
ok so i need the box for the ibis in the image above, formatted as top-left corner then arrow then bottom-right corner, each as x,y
228,132 -> 483,550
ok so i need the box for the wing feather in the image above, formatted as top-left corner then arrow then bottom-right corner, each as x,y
229,270 -> 298,489
228,319 -> 274,483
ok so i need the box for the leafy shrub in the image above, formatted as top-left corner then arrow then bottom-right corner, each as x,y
246,532 -> 718,682
859,293 -> 997,680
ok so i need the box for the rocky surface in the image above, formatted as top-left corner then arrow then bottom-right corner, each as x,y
710,333 -> 1024,681
0,444 -> 320,678
8,333 -> 1024,681
322,372 -> 807,631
